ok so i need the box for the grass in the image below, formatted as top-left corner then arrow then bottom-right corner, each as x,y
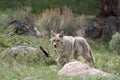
0,63 -> 60,80
0,63 -> 119,80
0,1 -> 119,79
0,0 -> 100,15
0,34 -> 120,80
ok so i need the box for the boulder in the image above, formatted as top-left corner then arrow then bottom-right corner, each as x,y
58,61 -> 110,77
84,16 -> 120,41
102,16 -> 120,41
85,21 -> 102,39
0,46 -> 47,61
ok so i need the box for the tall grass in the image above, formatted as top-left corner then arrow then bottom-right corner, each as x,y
36,6 -> 87,36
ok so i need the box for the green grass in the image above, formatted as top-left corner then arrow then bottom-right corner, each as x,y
0,34 -> 120,80
0,0 -> 119,79
0,63 -> 119,80
0,63 -> 64,80
0,0 -> 100,15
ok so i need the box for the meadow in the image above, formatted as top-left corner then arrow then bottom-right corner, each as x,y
0,34 -> 120,80
0,0 -> 120,80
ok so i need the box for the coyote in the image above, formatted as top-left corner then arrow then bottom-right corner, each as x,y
51,30 -> 95,66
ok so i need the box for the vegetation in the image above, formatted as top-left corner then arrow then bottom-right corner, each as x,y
0,0 -> 100,15
37,6 -> 87,36
0,0 -> 120,80
109,32 -> 120,55
0,34 -> 120,80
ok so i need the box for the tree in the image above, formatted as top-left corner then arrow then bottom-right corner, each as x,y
85,0 -> 120,41
97,0 -> 120,18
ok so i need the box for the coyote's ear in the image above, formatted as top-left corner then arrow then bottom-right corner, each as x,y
51,30 -> 56,37
59,31 -> 64,38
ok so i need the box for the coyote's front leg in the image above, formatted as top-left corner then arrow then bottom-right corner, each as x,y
56,56 -> 63,67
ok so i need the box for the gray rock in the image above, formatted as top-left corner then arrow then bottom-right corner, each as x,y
85,21 -> 102,39
23,77 -> 33,80
102,16 -> 120,41
58,61 -> 111,77
1,46 -> 37,59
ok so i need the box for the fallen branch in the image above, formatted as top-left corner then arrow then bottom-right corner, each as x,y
39,46 -> 50,57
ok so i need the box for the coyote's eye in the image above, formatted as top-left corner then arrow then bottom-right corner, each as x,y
53,40 -> 56,42
57,40 -> 60,42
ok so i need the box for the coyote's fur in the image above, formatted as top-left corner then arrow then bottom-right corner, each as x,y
51,31 -> 95,66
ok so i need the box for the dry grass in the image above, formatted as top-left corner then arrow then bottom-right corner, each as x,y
36,6 -> 87,36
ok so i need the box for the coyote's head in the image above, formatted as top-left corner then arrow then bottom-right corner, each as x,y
51,30 -> 64,48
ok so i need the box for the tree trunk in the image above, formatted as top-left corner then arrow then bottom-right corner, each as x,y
95,0 -> 120,41
97,0 -> 120,18
85,0 -> 120,41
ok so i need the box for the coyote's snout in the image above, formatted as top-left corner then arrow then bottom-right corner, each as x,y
51,30 -> 95,66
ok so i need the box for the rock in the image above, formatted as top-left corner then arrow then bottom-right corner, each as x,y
85,21 -> 102,39
58,61 -> 110,77
0,46 -> 48,61
5,20 -> 42,38
23,77 -> 33,80
0,46 -> 37,59
102,16 -> 120,41
85,16 -> 120,41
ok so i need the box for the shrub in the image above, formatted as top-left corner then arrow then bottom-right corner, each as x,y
109,32 -> 120,55
36,6 -> 87,36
